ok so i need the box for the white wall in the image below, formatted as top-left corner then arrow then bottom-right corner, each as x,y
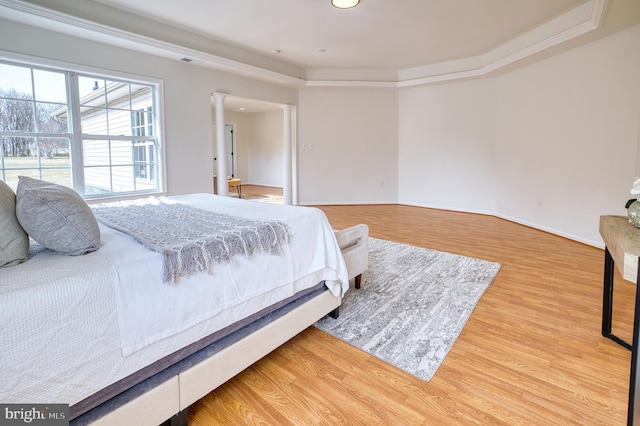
398,24 -> 640,246
298,88 -> 399,204
398,79 -> 498,214
212,110 -> 285,188
494,25 -> 640,245
0,19 -> 298,197
245,110 -> 284,187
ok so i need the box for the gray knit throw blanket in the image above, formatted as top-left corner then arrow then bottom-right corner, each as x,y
92,198 -> 291,284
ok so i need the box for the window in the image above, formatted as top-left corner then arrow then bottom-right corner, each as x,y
0,59 -> 162,198
132,107 -> 155,180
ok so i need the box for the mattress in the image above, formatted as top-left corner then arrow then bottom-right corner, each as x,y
0,193 -> 348,411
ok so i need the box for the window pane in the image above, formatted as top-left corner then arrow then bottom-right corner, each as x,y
84,166 -> 112,195
111,165 -> 135,192
133,140 -> 157,184
132,110 -> 154,137
0,99 -> 35,132
0,63 -> 33,98
131,85 -> 151,108
1,136 -> 36,158
4,169 -> 39,191
38,137 -> 70,164
83,139 -> 110,166
110,140 -> 132,165
108,109 -> 132,136
81,108 -> 108,134
33,69 -> 67,103
106,81 -> 130,107
1,171 -> 23,191
40,169 -> 72,188
79,76 -> 105,108
36,102 -> 69,133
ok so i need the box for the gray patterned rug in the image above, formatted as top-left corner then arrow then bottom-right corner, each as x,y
315,237 -> 501,382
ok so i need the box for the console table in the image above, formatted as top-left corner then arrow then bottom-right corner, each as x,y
600,215 -> 640,425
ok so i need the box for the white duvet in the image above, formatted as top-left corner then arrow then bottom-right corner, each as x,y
0,194 -> 348,405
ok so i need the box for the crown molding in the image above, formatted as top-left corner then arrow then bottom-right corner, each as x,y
0,0 -> 609,89
311,0 -> 609,88
0,0 -> 307,88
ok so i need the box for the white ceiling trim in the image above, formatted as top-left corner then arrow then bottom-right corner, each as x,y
0,0 -> 608,89
0,0 -> 307,87
313,0 -> 609,88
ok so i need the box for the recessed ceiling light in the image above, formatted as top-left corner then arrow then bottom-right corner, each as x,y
273,49 -> 282,54
318,49 -> 327,53
332,0 -> 360,9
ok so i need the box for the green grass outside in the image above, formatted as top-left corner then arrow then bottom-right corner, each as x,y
1,156 -> 71,190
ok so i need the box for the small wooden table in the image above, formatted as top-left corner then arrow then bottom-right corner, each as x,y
600,215 -> 640,425
228,178 -> 241,198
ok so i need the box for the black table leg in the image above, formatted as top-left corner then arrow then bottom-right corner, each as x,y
602,247 -> 633,350
603,247 -> 615,337
629,263 -> 640,425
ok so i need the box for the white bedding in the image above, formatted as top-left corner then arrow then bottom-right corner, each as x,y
103,194 -> 348,355
0,194 -> 348,406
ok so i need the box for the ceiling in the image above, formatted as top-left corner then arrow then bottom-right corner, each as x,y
91,0 -> 588,71
222,96 -> 282,114
2,0 -> 639,111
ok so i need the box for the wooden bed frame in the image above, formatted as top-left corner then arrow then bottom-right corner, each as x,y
87,290 -> 341,426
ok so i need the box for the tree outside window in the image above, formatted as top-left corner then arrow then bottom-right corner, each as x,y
0,60 -> 161,198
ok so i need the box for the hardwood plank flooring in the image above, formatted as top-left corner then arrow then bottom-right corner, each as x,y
189,203 -> 635,425
231,184 -> 283,204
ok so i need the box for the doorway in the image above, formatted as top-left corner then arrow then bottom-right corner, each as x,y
211,95 -> 296,203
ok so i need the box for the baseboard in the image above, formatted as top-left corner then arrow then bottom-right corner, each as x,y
303,199 -> 605,249
299,200 -> 397,206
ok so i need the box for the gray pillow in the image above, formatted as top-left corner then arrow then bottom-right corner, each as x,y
0,179 -> 29,267
16,176 -> 100,255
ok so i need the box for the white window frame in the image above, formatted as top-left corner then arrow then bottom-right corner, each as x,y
0,50 -> 166,199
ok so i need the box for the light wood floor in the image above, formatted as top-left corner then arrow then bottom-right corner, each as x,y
231,184 -> 283,204
189,203 -> 635,425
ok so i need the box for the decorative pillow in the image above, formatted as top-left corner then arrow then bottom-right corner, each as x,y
0,179 -> 29,267
16,176 -> 100,255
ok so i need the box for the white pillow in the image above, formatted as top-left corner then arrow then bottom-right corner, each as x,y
0,179 -> 29,267
16,176 -> 100,255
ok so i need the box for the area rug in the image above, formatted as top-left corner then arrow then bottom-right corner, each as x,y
315,237 -> 501,382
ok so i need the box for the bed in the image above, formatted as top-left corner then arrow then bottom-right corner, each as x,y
0,184 -> 349,426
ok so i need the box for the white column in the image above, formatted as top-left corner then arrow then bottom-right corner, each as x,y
214,92 -> 228,196
281,104 -> 293,205
291,105 -> 298,205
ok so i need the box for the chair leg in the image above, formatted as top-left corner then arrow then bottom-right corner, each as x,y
354,274 -> 362,289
